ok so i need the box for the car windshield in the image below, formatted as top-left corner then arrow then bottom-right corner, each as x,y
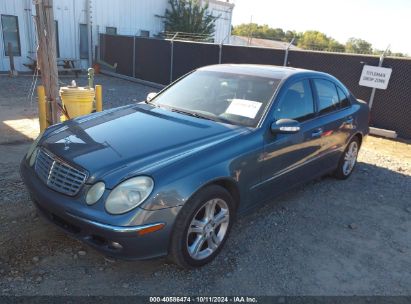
150,70 -> 281,127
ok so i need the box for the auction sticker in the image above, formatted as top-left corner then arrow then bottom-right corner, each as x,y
225,99 -> 262,119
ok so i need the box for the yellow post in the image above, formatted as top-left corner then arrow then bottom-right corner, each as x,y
95,85 -> 103,112
37,85 -> 48,131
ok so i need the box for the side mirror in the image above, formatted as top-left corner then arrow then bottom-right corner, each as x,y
146,92 -> 157,102
270,119 -> 301,134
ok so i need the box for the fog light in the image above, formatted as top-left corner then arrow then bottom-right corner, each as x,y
86,182 -> 105,205
108,241 -> 123,250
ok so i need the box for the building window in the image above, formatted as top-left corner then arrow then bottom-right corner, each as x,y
140,30 -> 150,38
55,20 -> 60,58
106,27 -> 117,35
1,15 -> 21,56
79,24 -> 88,59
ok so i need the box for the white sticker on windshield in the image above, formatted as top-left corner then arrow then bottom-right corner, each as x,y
225,99 -> 262,119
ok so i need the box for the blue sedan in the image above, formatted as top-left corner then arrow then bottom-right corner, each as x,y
21,64 -> 369,268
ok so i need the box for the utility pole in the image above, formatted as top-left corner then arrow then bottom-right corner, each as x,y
34,0 -> 59,124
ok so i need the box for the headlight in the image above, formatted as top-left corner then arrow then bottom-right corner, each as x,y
86,182 -> 105,205
26,131 -> 44,160
105,176 -> 154,215
29,147 -> 39,167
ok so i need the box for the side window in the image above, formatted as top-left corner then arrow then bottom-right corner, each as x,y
275,80 -> 315,122
106,27 -> 117,35
336,86 -> 351,108
1,15 -> 21,56
140,30 -> 150,37
313,79 -> 340,115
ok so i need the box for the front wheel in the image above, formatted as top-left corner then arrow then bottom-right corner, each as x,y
334,137 -> 360,179
168,185 -> 235,268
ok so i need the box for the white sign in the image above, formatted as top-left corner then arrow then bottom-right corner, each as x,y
359,65 -> 392,90
225,99 -> 262,119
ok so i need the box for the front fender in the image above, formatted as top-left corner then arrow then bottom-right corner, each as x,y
140,161 -> 237,211
140,131 -> 262,211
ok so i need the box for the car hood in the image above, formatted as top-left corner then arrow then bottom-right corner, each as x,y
41,104 -> 248,183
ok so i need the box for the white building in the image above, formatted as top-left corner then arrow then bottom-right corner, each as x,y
0,0 -> 234,71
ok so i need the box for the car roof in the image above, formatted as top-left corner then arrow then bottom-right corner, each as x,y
198,64 -> 330,80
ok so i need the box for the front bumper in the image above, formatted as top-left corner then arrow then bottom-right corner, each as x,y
20,160 -> 181,260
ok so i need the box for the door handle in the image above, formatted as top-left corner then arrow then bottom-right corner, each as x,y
344,117 -> 354,125
311,128 -> 323,138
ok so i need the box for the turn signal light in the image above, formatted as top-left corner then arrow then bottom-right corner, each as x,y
137,223 -> 165,236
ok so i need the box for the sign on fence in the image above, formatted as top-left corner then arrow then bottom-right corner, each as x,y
359,65 -> 392,90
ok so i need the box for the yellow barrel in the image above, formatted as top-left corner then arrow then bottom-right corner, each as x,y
59,86 -> 95,119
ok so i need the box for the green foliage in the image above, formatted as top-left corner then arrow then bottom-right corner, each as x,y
232,23 -> 289,41
373,49 -> 408,57
297,31 -> 345,52
345,38 -> 373,54
232,24 -> 386,55
163,0 -> 218,40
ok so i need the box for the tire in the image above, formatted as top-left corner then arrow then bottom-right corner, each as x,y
334,137 -> 360,180
168,185 -> 235,269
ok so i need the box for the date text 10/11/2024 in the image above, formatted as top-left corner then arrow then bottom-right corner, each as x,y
149,296 -> 258,303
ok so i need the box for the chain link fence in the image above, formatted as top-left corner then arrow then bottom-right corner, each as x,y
98,33 -> 411,139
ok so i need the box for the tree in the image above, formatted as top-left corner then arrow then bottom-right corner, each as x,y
296,31 -> 341,51
232,23 -> 287,41
328,39 -> 345,52
345,38 -> 373,54
231,23 -> 393,55
163,0 -> 218,41
374,49 -> 408,58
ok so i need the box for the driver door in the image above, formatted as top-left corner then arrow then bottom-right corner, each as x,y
259,79 -> 324,198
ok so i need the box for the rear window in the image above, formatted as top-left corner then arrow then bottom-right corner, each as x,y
336,86 -> 351,108
313,79 -> 340,115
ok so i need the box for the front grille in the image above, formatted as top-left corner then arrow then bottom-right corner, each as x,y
34,148 -> 87,196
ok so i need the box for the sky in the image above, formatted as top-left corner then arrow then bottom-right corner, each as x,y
230,0 -> 411,55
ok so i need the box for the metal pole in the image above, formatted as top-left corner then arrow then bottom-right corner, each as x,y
247,15 -> 253,45
8,42 -> 17,77
368,45 -> 390,109
169,32 -> 178,84
132,35 -> 136,78
86,0 -> 93,67
219,32 -> 231,65
283,38 -> 295,67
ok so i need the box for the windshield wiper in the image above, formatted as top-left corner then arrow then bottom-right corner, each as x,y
169,108 -> 214,121
145,99 -> 159,107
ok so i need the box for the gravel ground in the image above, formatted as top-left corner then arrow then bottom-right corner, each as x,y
0,74 -> 159,145
1,74 -> 411,296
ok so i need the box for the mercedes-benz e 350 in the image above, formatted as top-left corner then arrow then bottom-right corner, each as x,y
21,64 -> 369,268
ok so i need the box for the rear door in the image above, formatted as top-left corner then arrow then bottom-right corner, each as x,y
311,78 -> 355,168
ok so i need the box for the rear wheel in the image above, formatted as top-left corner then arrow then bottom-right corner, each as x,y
334,137 -> 360,179
168,185 -> 235,268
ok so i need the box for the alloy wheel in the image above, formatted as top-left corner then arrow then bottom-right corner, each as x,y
343,141 -> 358,176
186,198 -> 230,260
